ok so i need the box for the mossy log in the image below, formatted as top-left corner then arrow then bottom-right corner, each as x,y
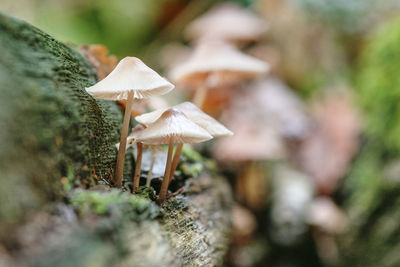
2,174 -> 232,267
0,14 -> 232,266
0,13 -> 126,242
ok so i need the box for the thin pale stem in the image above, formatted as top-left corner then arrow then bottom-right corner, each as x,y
132,142 -> 143,192
193,84 -> 208,110
146,148 -> 156,187
114,91 -> 134,188
169,143 -> 183,184
158,139 -> 174,204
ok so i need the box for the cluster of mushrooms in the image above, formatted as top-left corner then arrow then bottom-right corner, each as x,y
85,3 -> 273,204
85,57 -> 232,203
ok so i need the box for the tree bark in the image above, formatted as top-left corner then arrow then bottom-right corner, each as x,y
0,14 -> 232,266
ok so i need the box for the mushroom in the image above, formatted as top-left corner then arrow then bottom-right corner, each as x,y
145,148 -> 157,187
169,40 -> 269,109
85,57 -> 174,188
130,124 -> 146,192
142,145 -> 166,188
307,197 -> 347,234
248,78 -> 311,140
131,108 -> 213,204
185,2 -> 268,44
115,126 -> 163,190
135,101 -> 233,182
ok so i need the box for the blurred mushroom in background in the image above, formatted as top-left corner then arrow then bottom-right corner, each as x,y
213,76 -> 309,210
247,44 -> 281,75
295,89 -> 361,195
170,39 -> 269,111
232,204 -> 258,246
185,2 -> 268,45
213,101 -> 284,209
307,197 -> 348,266
247,78 -> 312,140
307,197 -> 347,235
269,163 -> 315,246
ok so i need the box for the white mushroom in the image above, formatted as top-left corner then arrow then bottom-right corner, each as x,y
136,101 -> 233,183
131,108 -> 213,203
85,57 -> 174,188
185,2 -> 268,44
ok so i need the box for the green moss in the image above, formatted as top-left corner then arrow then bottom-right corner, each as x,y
0,14 -> 128,239
356,17 -> 400,154
341,17 -> 400,266
163,196 -> 187,213
180,162 -> 203,178
70,190 -> 160,221
134,186 -> 157,201
181,145 -> 203,163
347,17 -> 400,211
175,145 -> 204,179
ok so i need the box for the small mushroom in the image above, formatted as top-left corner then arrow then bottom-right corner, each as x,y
145,147 -> 157,187
307,197 -> 347,234
85,57 -> 174,188
169,40 -> 269,109
185,2 -> 268,44
131,108 -> 213,204
136,101 -> 233,182
143,145 -> 165,187
130,124 -> 146,192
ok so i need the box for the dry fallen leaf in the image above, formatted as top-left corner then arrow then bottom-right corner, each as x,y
80,44 -> 118,80
236,163 -> 268,210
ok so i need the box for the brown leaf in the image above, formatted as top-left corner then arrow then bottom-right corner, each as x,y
79,44 -> 118,80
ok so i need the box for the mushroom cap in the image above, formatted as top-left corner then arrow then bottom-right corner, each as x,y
131,108 -> 213,145
135,102 -> 233,137
115,123 -> 146,150
169,41 -> 269,87
126,123 -> 147,144
85,57 -> 174,100
185,2 -> 268,43
249,78 -> 311,139
213,118 -> 286,162
307,197 -> 347,234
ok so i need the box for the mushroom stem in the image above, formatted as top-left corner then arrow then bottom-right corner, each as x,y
146,148 -> 156,187
132,142 -> 143,192
169,143 -> 183,184
114,90 -> 135,188
193,85 -> 208,109
158,139 -> 174,204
